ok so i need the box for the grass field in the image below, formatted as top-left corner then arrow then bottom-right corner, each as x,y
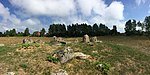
0,36 -> 150,75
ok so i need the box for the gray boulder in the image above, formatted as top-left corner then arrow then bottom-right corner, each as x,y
53,47 -> 74,64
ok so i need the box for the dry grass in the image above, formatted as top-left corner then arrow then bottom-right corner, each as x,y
0,37 -> 51,45
0,36 -> 150,75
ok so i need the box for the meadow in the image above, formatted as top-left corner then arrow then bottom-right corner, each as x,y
0,36 -> 150,75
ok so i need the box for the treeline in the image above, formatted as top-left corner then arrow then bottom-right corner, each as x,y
125,16 -> 150,36
1,16 -> 150,37
0,23 -> 118,37
48,23 -> 118,37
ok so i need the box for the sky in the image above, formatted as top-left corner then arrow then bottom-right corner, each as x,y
0,0 -> 150,33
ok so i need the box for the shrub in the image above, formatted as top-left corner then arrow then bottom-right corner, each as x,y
47,55 -> 59,63
21,44 -> 30,48
19,63 -> 28,68
95,62 -> 111,75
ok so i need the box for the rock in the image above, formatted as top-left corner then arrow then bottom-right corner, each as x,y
23,39 -> 33,44
53,36 -> 57,42
73,52 -> 91,59
60,53 -> 74,64
91,36 -> 98,42
88,42 -> 94,46
83,34 -> 90,43
75,39 -> 79,43
99,41 -> 103,43
57,37 -> 65,42
52,36 -> 66,45
53,47 -> 74,64
97,41 -> 103,43
51,69 -> 68,75
92,51 -> 98,53
23,39 -> 27,43
6,72 -> 15,75
0,44 -> 5,46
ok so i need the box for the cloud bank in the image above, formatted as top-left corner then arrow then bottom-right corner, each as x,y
0,0 -> 125,32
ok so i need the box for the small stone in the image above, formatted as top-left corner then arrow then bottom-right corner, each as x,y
22,39 -> 33,44
92,51 -> 98,53
99,41 -> 103,43
0,44 -> 5,46
75,39 -> 79,43
51,69 -> 68,75
6,72 -> 15,75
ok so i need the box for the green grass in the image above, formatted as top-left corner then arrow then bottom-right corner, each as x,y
47,55 -> 59,63
0,38 -> 150,75
19,63 -> 28,69
64,42 -> 150,75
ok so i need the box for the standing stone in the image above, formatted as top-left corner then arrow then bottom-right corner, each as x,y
83,34 -> 90,43
23,39 -> 27,44
91,36 -> 98,42
53,36 -> 57,42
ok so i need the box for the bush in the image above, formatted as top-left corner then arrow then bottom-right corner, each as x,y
19,63 -> 28,68
95,62 -> 111,75
47,55 -> 59,63
21,43 -> 30,48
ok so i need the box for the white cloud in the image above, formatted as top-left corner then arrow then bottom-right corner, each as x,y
135,0 -> 146,6
76,0 -> 106,16
0,0 -> 125,32
0,2 -> 45,33
10,0 -> 76,17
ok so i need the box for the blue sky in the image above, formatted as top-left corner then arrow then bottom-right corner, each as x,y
0,0 -> 150,32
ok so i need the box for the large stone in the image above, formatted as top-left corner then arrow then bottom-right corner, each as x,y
53,36 -> 57,42
91,36 -> 98,42
83,34 -> 90,43
73,52 -> 91,59
52,47 -> 93,63
51,69 -> 68,75
53,47 -> 74,64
